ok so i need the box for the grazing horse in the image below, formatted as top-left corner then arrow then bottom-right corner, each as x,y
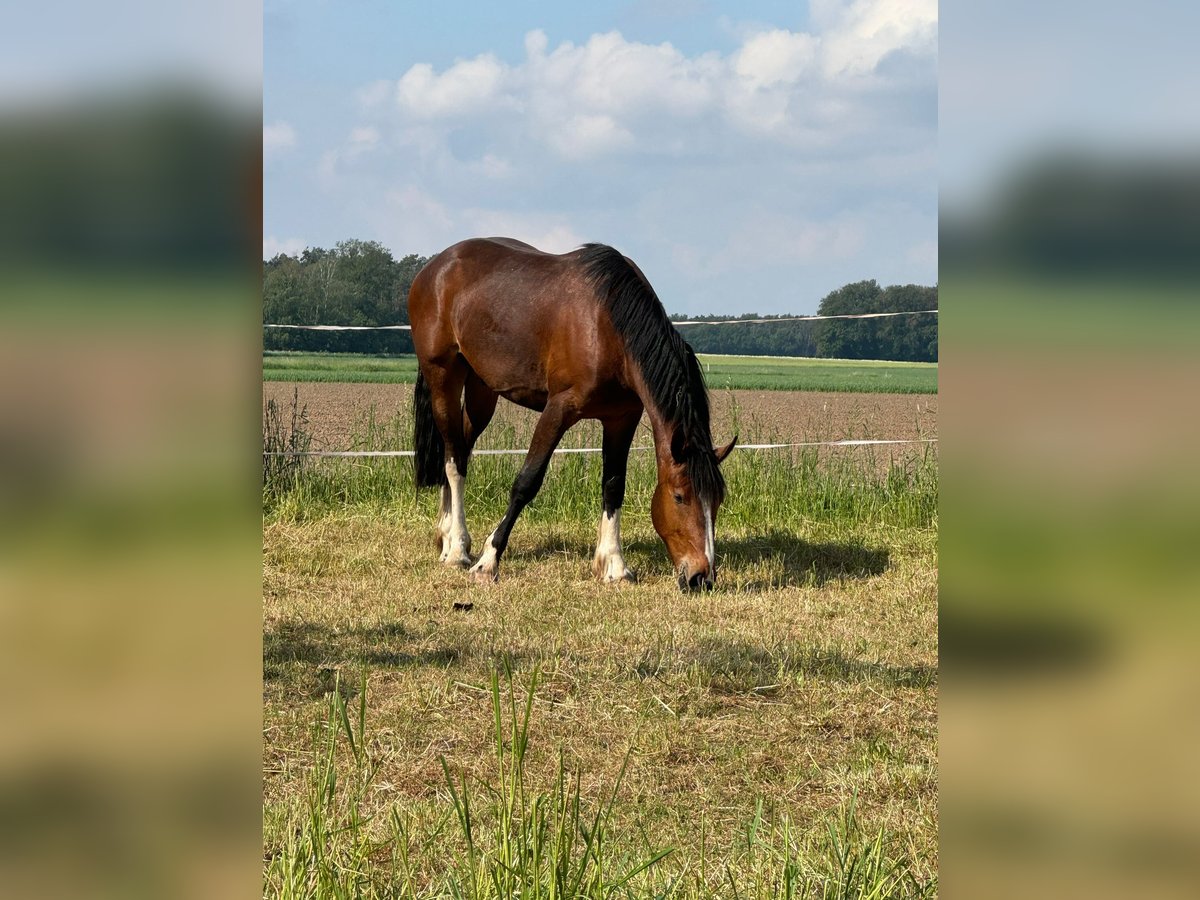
409,237 -> 736,591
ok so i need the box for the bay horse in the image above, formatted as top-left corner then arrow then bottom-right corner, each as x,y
409,237 -> 736,590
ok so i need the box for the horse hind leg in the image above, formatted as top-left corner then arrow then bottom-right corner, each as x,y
425,359 -> 473,568
435,374 -> 496,558
436,483 -> 452,557
463,371 -> 499,451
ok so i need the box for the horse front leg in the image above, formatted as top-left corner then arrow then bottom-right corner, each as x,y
593,412 -> 640,584
469,397 -> 577,583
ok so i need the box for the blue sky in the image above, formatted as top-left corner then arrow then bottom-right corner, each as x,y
264,1 -> 937,315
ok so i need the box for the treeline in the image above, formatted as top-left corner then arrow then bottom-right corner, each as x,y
263,243 -> 937,361
263,240 -> 427,354
671,281 -> 936,361
812,280 -> 937,362
670,314 -> 820,357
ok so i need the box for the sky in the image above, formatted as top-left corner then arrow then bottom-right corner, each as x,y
938,0 -> 1200,216
264,0 -> 937,316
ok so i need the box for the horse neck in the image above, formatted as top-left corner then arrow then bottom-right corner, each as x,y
629,373 -> 681,476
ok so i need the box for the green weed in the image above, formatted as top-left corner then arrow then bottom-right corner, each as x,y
263,671 -> 936,899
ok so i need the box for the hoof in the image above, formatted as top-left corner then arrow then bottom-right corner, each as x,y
441,537 -> 472,568
469,542 -> 499,583
442,547 -> 471,569
602,568 -> 636,584
469,565 -> 498,584
594,555 -> 636,584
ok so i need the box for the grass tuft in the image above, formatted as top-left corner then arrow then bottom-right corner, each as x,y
263,387 -> 313,497
263,671 -> 935,899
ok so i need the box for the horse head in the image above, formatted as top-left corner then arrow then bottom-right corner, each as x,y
651,431 -> 737,591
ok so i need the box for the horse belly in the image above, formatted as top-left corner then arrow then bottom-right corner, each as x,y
498,386 -> 548,412
455,326 -> 551,410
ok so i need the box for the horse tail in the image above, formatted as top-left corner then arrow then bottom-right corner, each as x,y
412,369 -> 446,488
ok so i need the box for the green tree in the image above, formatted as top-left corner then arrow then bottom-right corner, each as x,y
814,280 -> 883,359
812,280 -> 937,362
262,240 -> 428,354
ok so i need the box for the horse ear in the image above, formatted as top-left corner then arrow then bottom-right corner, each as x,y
670,426 -> 688,463
714,435 -> 738,464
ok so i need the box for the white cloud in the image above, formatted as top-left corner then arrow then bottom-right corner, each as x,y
814,0 -> 938,78
549,114 -> 635,159
263,120 -> 296,156
263,235 -> 306,259
378,7 -> 935,159
396,55 -> 507,117
537,31 -> 718,119
733,29 -> 818,88
524,29 -> 549,58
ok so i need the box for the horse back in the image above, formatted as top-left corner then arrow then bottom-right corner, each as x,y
409,238 -> 635,414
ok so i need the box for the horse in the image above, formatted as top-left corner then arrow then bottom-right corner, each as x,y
408,237 -> 736,591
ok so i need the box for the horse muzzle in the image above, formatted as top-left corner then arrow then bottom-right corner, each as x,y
677,565 -> 715,592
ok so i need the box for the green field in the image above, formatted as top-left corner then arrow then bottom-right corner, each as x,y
263,351 -> 938,394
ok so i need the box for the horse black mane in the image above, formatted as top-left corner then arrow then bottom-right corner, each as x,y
578,243 -> 725,507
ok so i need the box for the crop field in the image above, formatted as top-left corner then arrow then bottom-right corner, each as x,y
263,383 -> 938,898
695,355 -> 936,394
263,351 -> 938,394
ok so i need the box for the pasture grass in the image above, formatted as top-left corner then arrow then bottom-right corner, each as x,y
262,351 -> 938,394
263,397 -> 938,897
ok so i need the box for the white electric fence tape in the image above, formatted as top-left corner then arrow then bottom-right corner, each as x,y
264,438 -> 936,458
670,310 -> 938,324
263,309 -> 937,331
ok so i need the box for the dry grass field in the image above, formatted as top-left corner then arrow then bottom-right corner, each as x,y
262,381 -> 936,459
262,383 -> 938,898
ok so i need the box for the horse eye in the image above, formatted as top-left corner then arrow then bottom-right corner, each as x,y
674,493 -> 684,504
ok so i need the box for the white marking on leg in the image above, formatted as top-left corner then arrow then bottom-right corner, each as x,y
593,509 -> 632,582
443,460 -> 472,567
702,500 -> 715,578
437,484 -> 453,560
469,531 -> 500,581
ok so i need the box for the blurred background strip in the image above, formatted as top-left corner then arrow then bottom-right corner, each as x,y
0,2 -> 262,898
941,2 -> 1200,898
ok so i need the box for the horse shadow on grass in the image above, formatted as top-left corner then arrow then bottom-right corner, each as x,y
619,529 -> 889,590
519,530 -> 888,590
718,530 -> 890,588
675,636 -> 936,693
264,620 -> 461,697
